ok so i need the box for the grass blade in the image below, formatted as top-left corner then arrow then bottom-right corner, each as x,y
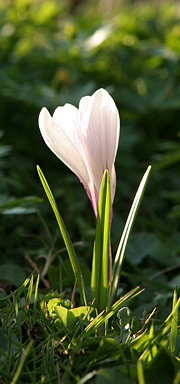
10,340 -> 33,384
25,275 -> 34,311
37,165 -> 87,306
110,165 -> 151,305
84,286 -> 143,337
162,295 -> 180,334
34,274 -> 40,313
137,360 -> 145,384
170,289 -> 178,353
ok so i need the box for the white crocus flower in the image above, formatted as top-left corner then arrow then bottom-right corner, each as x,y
39,88 -> 120,217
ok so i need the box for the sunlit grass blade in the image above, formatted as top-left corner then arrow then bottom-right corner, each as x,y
34,274 -> 40,313
162,295 -> 180,334
25,274 -> 34,311
110,166 -> 151,305
37,165 -> 87,306
173,371 -> 180,384
91,170 -> 110,311
169,289 -> 178,353
84,286 -> 143,337
0,273 -> 33,304
137,360 -> 145,384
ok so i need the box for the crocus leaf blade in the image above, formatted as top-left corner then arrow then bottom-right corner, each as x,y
91,169 -> 111,311
37,165 -> 87,307
110,165 -> 151,305
101,170 -> 111,310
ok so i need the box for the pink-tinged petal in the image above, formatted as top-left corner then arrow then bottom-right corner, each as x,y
79,89 -> 120,215
109,164 -> 116,203
80,89 -> 120,165
53,104 -> 81,150
38,88 -> 120,218
39,107 -> 89,185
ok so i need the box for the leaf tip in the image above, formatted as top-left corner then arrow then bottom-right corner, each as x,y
36,165 -> 42,177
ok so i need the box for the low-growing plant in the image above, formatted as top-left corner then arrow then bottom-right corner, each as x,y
37,88 -> 151,314
1,2 -> 180,382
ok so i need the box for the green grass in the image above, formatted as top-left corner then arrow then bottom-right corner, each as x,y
0,276 -> 180,383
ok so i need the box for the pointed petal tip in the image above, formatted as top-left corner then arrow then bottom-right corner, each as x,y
38,108 -> 54,140
39,107 -> 49,123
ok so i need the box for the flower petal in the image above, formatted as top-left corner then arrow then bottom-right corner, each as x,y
39,88 -> 120,218
83,88 -> 119,167
39,107 -> 89,185
109,163 -> 116,203
53,104 -> 81,150
79,89 -> 120,214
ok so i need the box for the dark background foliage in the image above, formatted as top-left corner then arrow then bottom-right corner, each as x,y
0,0 -> 180,315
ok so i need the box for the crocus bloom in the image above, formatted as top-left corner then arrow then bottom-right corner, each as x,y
39,88 -> 120,217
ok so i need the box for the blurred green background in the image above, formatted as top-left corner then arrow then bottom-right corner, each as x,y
0,0 -> 180,312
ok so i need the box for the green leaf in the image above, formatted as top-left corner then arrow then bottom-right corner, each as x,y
83,286 -> 143,337
1,207 -> 36,215
144,348 -> 176,384
137,360 -> 145,384
55,305 -> 74,329
110,166 -> 151,305
0,330 -> 18,362
0,264 -> 26,287
0,195 -> 42,215
117,307 -> 133,343
55,305 -> 93,329
170,289 -> 178,353
126,232 -> 158,265
91,170 -> 111,311
10,340 -> 33,384
25,275 -> 34,310
37,166 -> 87,307
46,296 -> 71,315
162,296 -> 180,336
96,368 -> 135,384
